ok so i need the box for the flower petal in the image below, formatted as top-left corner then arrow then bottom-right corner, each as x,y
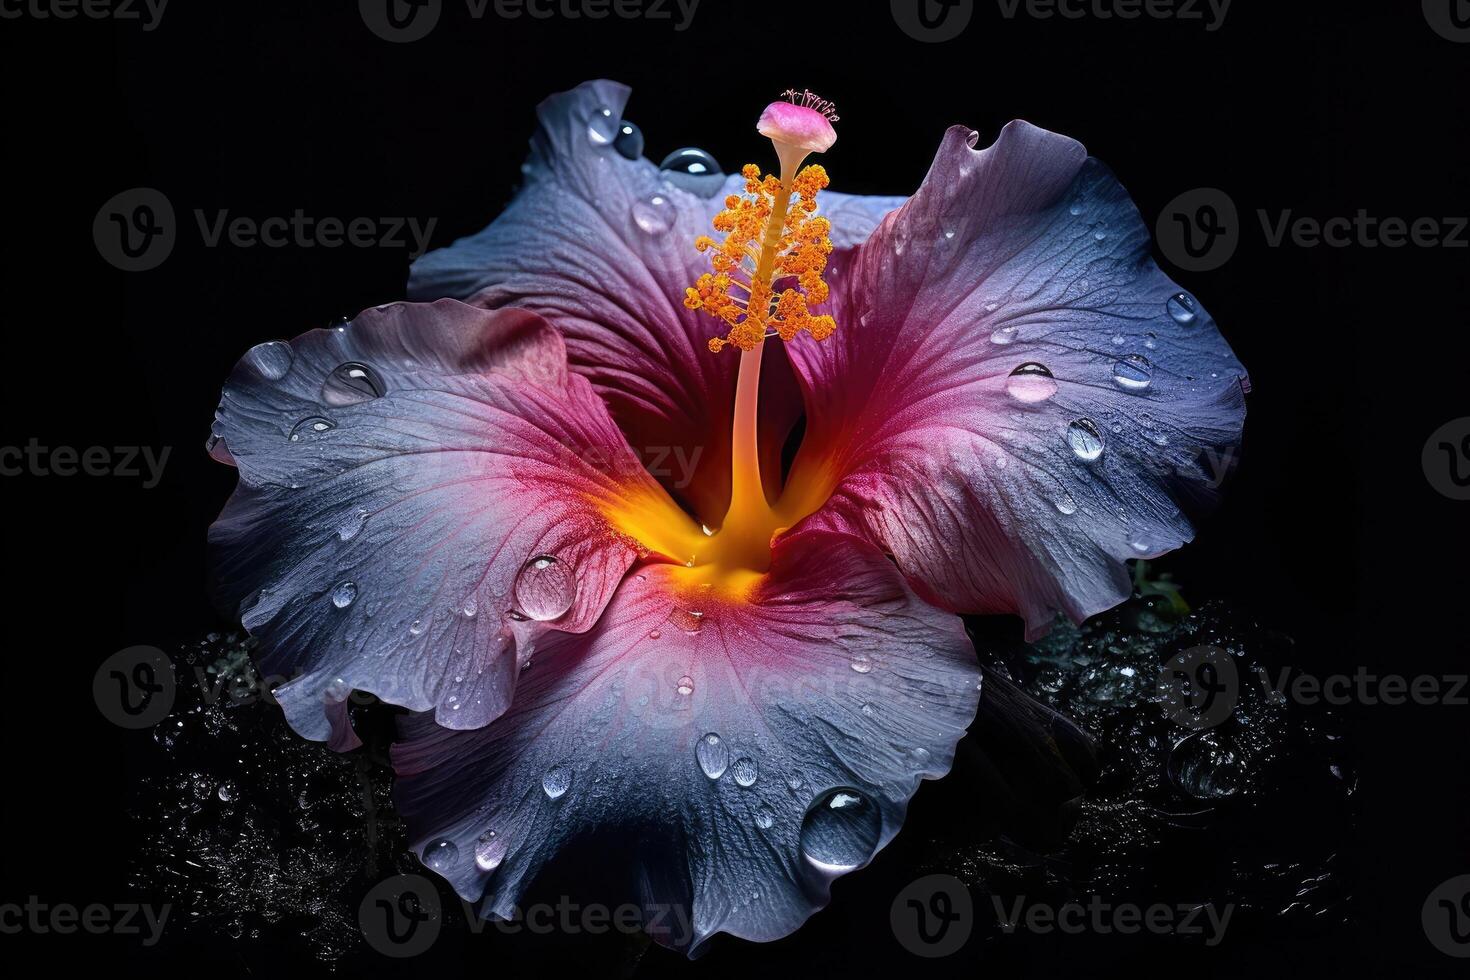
407,79 -> 901,524
786,122 -> 1249,639
390,529 -> 981,954
208,299 -> 693,741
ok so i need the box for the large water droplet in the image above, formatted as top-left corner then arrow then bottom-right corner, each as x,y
632,193 -> 673,235
244,341 -> 293,380
850,654 -> 873,674
1006,362 -> 1058,404
1167,292 -> 1198,325
422,838 -> 459,873
675,675 -> 694,696
990,325 -> 1018,345
289,417 -> 335,442
1168,730 -> 1245,799
331,581 -> 358,609
474,831 -> 506,871
695,733 -> 729,779
731,756 -> 758,787
755,807 -> 775,829
799,789 -> 883,873
542,766 -> 571,799
514,555 -> 576,622
613,119 -> 643,160
667,607 -> 705,634
659,147 -> 724,198
587,105 -> 618,146
321,363 -> 384,406
1067,419 -> 1105,462
1112,354 -> 1153,392
336,508 -> 368,542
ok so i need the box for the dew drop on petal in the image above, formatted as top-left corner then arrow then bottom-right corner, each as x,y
1006,362 -> 1058,404
850,654 -> 873,674
244,341 -> 293,381
331,581 -> 357,609
1067,419 -> 1106,462
542,766 -> 571,800
731,756 -> 758,787
1112,354 -> 1153,392
1167,292 -> 1198,325
587,105 -> 618,146
289,417 -> 335,442
514,555 -> 576,622
676,675 -> 694,696
800,789 -> 883,873
321,362 -> 384,406
422,838 -> 459,873
990,325 -> 1018,345
336,509 -> 368,542
696,733 -> 729,779
632,193 -> 673,235
474,831 -> 506,871
613,119 -> 643,160
755,807 -> 775,829
659,147 -> 725,198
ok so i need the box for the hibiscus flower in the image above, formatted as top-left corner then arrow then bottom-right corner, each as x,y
206,80 -> 1247,953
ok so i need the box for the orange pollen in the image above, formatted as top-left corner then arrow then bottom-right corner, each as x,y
684,161 -> 837,353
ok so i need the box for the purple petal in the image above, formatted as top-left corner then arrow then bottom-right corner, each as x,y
208,300 -> 690,741
391,529 -> 981,954
787,121 -> 1249,639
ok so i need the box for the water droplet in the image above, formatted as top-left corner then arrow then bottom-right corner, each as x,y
217,781 -> 237,802
289,417 -> 335,442
244,341 -> 293,380
990,325 -> 1018,345
731,757 -> 758,787
1130,536 -> 1151,554
676,675 -> 694,696
331,581 -> 357,609
423,838 -> 459,873
659,147 -> 725,198
965,129 -> 980,149
324,676 -> 351,701
755,807 -> 775,829
474,831 -> 506,871
1112,354 -> 1153,392
860,702 -> 876,716
1055,493 -> 1078,516
1167,292 -> 1198,325
1067,419 -> 1106,462
408,619 -> 425,636
514,555 -> 576,622
1006,362 -> 1058,404
1069,201 -> 1084,216
462,595 -> 478,618
1168,730 -> 1245,799
321,362 -> 384,406
799,789 -> 882,873
336,509 -> 368,542
542,766 -> 571,799
1092,225 -> 1108,241
667,607 -> 704,634
632,193 -> 673,235
648,629 -> 662,640
587,105 -> 618,146
1144,332 -> 1158,350
695,733 -> 728,779
612,119 -> 643,160
850,654 -> 873,674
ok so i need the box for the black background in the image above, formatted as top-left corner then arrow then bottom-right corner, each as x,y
1,1 -> 1466,976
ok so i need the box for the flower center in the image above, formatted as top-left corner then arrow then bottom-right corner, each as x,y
677,91 -> 841,586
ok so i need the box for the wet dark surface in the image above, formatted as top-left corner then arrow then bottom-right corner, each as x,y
125,576 -> 1357,975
